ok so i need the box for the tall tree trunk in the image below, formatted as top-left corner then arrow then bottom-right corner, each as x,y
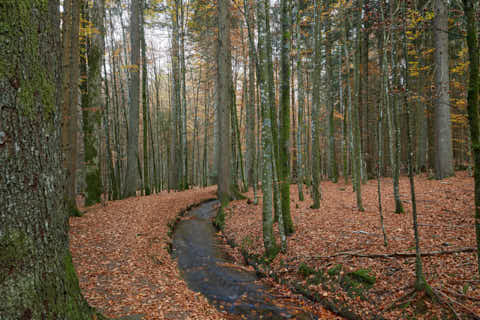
203,87 -> 210,187
433,0 -> 454,179
103,47 -> 119,200
246,0 -> 256,191
296,1 -> 305,201
378,0 -> 388,247
62,0 -> 81,214
463,0 -> 480,276
0,1 -> 101,317
193,69 -> 201,186
353,0 -> 364,211
311,0 -> 322,209
325,0 -> 338,183
124,0 -> 141,198
279,0 -> 294,234
263,0 -> 281,222
180,0 -> 188,189
216,0 -> 233,205
169,2 -> 181,190
362,0 -> 374,180
141,0 -> 150,195
255,0 -> 277,256
82,0 -> 105,205
403,0 -> 428,291
383,2 -> 404,214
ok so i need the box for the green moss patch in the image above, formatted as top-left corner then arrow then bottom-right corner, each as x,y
0,230 -> 32,282
297,263 -> 376,301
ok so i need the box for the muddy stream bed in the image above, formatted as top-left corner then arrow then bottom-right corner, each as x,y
172,200 -> 316,319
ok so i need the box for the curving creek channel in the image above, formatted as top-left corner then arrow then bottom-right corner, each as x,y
172,200 -> 317,319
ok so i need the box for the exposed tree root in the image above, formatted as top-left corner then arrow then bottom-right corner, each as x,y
375,287 -> 416,319
374,283 -> 480,320
433,288 -> 480,319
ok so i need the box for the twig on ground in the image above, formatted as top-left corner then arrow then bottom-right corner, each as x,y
418,223 -> 472,229
312,248 -> 475,259
443,287 -> 480,302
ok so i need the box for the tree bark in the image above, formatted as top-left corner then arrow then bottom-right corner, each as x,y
169,2 -> 181,191
279,0 -> 294,234
325,0 -> 338,183
433,0 -> 454,179
216,0 -> 233,205
62,0 -> 81,214
141,0 -> 150,195
254,0 -> 277,256
402,0 -> 427,291
353,0 -> 364,211
462,0 -> 480,276
83,0 -> 105,205
0,1 -> 100,318
311,0 -> 322,209
124,0 -> 141,198
246,0 -> 256,191
296,0 -> 305,201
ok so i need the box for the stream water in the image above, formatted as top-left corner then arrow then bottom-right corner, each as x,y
172,200 -> 316,319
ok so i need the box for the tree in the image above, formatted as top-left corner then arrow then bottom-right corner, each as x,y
0,0 -> 101,317
124,0 -> 141,198
462,0 -> 480,275
141,0 -> 150,195
403,0 -> 428,292
433,0 -> 453,179
169,0 -> 181,191
311,0 -> 322,209
353,0 -> 364,211
295,0 -> 305,202
385,3 -> 403,214
216,0 -> 233,205
325,0 -> 338,183
62,0 -> 81,214
82,0 -> 105,206
279,0 -> 294,234
245,0 -> 256,193
257,0 -> 277,257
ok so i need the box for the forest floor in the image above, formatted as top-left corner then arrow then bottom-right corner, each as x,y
70,186 -> 336,319
223,171 -> 480,319
69,187 -> 225,320
69,171 -> 479,319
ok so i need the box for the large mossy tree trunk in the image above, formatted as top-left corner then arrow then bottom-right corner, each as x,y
462,0 -> 480,276
0,1 -> 99,318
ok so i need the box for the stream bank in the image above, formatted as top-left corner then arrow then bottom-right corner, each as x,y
171,200 -> 318,319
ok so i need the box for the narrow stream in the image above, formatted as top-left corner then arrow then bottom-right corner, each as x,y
172,200 -> 315,319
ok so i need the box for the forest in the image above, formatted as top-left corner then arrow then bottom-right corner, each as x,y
1,0 -> 479,319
